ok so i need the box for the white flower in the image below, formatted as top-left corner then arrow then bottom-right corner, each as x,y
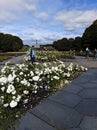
33,90 -> 37,93
16,115 -> 19,118
51,67 -> 55,71
10,100 -> 18,108
12,90 -> 16,95
20,79 -> 28,85
53,76 -> 59,80
33,76 -> 39,81
67,73 -> 70,77
3,103 -> 9,107
1,96 -> 4,99
6,84 -> 15,94
35,70 -> 40,75
7,74 -> 15,83
1,87 -> 5,92
5,61 -> 11,65
44,68 -> 51,74
30,71 -> 34,76
15,95 -> 21,102
64,80 -> 69,84
0,77 -> 7,84
23,99 -> 28,104
54,67 -> 59,71
25,74 -> 30,77
12,96 -> 16,99
80,66 -> 85,71
20,72 -> 23,75
1,83 -> 4,85
43,63 -> 47,67
23,90 -> 29,95
16,78 -> 19,82
35,84 -> 39,89
67,66 -> 72,71
39,78 -> 42,81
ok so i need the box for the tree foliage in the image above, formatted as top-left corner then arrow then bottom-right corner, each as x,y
82,20 -> 97,50
0,33 -> 23,52
53,38 -> 72,51
53,20 -> 97,51
73,37 -> 82,51
0,33 -> 4,51
53,37 -> 82,51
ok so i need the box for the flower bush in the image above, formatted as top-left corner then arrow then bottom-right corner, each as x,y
0,52 -> 87,130
25,50 -> 75,63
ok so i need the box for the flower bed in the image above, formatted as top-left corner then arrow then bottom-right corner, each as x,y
0,53 -> 87,130
25,50 -> 75,63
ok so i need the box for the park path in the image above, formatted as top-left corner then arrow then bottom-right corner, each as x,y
0,54 -> 26,69
62,56 -> 97,68
0,54 -> 26,65
0,55 -> 97,68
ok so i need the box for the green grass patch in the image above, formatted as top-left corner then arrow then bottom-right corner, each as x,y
0,56 -> 13,62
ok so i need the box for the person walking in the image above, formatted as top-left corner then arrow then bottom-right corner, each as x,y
86,47 -> 90,59
30,46 -> 36,64
93,48 -> 97,59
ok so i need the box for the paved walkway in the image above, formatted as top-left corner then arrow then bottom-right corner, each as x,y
0,54 -> 26,65
0,55 -> 97,68
62,56 -> 97,68
11,69 -> 97,130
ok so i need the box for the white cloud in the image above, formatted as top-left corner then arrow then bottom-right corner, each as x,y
44,34 -> 59,41
35,12 -> 48,20
54,10 -> 97,31
0,0 -> 37,21
24,3 -> 36,11
0,0 -> 37,10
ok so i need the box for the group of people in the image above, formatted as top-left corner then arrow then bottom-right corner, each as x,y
86,47 -> 97,59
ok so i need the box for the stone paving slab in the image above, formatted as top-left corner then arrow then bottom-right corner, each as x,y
90,80 -> 97,83
79,82 -> 97,88
79,88 -> 97,98
71,76 -> 89,84
13,112 -> 57,130
30,99 -> 83,129
67,128 -> 80,130
76,99 -> 97,116
80,116 -> 97,130
71,70 -> 97,85
62,84 -> 83,94
48,91 -> 82,108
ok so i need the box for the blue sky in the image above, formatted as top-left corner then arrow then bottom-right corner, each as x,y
0,0 -> 97,45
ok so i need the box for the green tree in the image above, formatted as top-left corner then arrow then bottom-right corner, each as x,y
82,20 -> 97,50
73,37 -> 82,51
0,34 -> 23,52
0,33 -> 4,51
1,34 -> 13,52
53,38 -> 71,51
11,36 -> 23,51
